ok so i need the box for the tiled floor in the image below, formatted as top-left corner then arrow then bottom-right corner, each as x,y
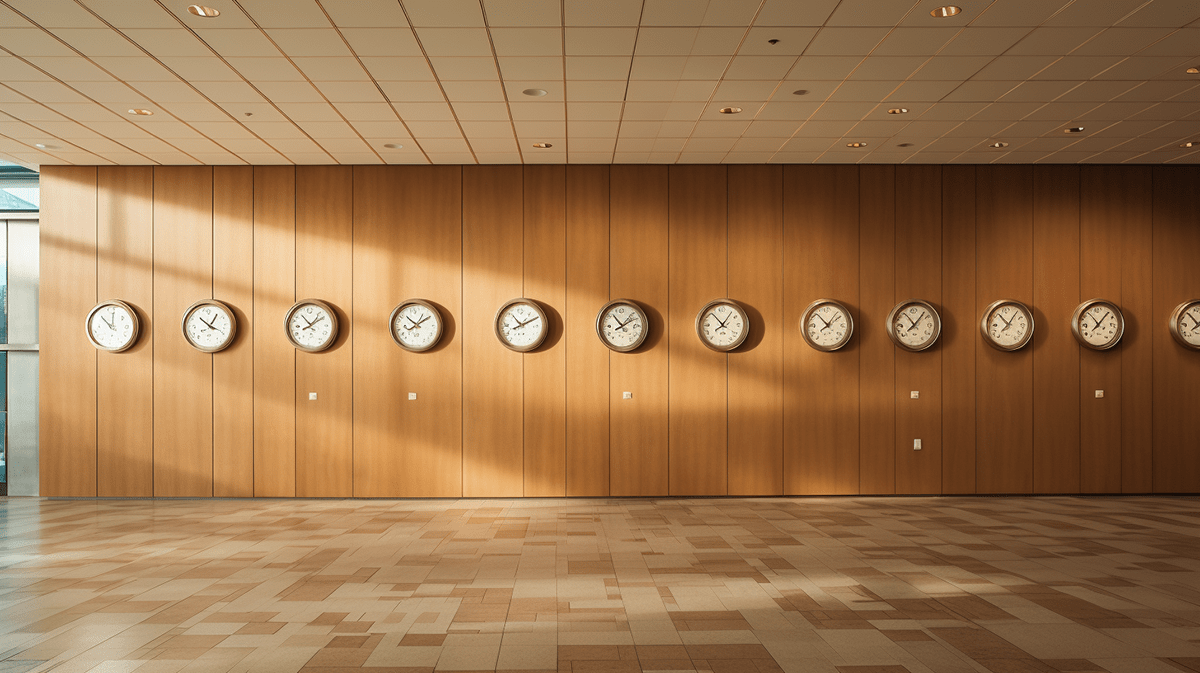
2,497 -> 1200,673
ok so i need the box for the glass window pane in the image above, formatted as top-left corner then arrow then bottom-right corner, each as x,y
0,411 -> 5,485
1,219 -> 6,343
0,352 -> 5,410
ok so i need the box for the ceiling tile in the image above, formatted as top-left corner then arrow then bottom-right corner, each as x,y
702,0 -> 759,27
910,56 -> 991,80
379,81 -> 445,102
482,0 -> 562,27
566,80 -> 628,101
1119,0 -> 1200,28
827,0 -> 922,27
130,81 -> 209,103
756,102 -> 819,121
321,0 -> 410,28
255,81 -> 325,103
942,80 -> 1019,102
737,27 -> 818,56
847,56 -> 925,80
156,56 -> 243,82
460,121 -> 514,137
508,102 -> 565,120
565,27 -> 637,56
0,28 -> 79,57
724,55 -> 797,80
265,29 -> 353,56
1005,27 -> 1104,56
6,0 -> 107,28
293,58 -> 370,82
566,56 -> 633,80
22,56 -> 112,82
497,57 -> 564,80
715,80 -> 781,100
827,81 -> 899,102
754,0 -> 841,27
635,28 -> 700,55
785,57 -> 863,81
192,81 -> 269,103
338,102 -> 401,121
940,27 -> 1028,56
391,102 -> 455,121
567,101 -> 622,119
563,0 -> 643,27
503,81 -> 565,101
468,137 -> 519,152
973,0 -> 1074,27
1135,28 -> 1200,56
640,0 -> 709,27
887,79 -> 963,101
402,0 -> 485,27
339,28 -> 423,57
569,120 -> 620,136
742,120 -> 803,136
873,27 -> 961,56
312,82 -> 386,103
428,57 -> 498,81
491,28 -> 563,56
361,57 -> 436,81
805,28 -> 890,55
441,80 -> 506,102
46,29 -> 145,57
194,29 -> 281,57
238,0 -> 331,27
1094,56 -> 1191,80
91,56 -> 178,81
971,55 -> 1058,80
226,58 -> 305,82
1032,56 -> 1126,81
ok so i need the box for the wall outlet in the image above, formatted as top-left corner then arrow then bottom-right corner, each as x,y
910,391 -> 920,399
308,392 -> 317,401
623,392 -> 632,399
913,439 -> 922,450
1095,390 -> 1104,399
408,392 -> 417,400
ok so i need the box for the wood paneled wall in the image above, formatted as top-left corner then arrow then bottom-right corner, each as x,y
40,165 -> 1200,497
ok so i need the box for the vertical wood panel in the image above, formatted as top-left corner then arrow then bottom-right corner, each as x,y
96,167 -> 153,497
668,165 -> 728,496
39,166 -> 98,497
859,165 -> 895,494
1115,167 -> 1153,493
353,166 -> 462,497
253,166 -> 296,497
295,166 -> 353,497
153,166 -> 213,497
942,166 -> 976,494
976,166 -> 1034,494
463,166 -> 524,497
565,166 -> 610,496
727,165 -> 783,496
784,165 -> 859,495
212,166 -> 255,498
1033,165 -> 1081,493
895,166 -> 942,494
523,166 -> 567,496
610,166 -> 669,496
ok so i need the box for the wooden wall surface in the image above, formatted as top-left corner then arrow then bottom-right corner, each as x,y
39,165 -> 1200,497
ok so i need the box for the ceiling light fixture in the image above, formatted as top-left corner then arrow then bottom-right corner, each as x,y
128,108 -> 153,116
1065,126 -> 1085,133
383,143 -> 404,149
768,39 -> 780,45
1188,67 -> 1199,74
792,89 -> 809,96
34,143 -> 58,150
719,106 -> 742,114
1181,141 -> 1197,148
847,142 -> 867,148
522,88 -> 547,97
931,5 -> 961,17
989,141 -> 1009,148
887,107 -> 908,114
897,143 -> 914,148
532,142 -> 553,148
186,4 -> 220,17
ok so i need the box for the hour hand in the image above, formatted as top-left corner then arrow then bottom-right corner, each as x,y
907,312 -> 927,332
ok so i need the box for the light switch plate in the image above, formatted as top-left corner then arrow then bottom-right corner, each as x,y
1095,390 -> 1104,398
623,392 -> 632,399
914,439 -> 922,450
308,392 -> 317,401
408,392 -> 417,400
910,391 -> 919,399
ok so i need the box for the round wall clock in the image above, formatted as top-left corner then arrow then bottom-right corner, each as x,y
696,298 -> 749,352
285,299 -> 339,352
887,300 -> 941,352
980,299 -> 1034,351
595,299 -> 648,353
1169,299 -> 1200,350
390,299 -> 444,352
800,299 -> 853,352
1072,298 -> 1124,351
86,299 -> 140,352
495,298 -> 547,352
182,299 -> 237,353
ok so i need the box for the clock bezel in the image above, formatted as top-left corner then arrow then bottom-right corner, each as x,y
1168,299 -> 1200,351
181,299 -> 238,353
695,298 -> 750,353
495,298 -> 548,353
886,299 -> 942,353
595,298 -> 649,353
1071,298 -> 1124,352
980,299 -> 1035,352
86,299 -> 141,353
389,299 -> 444,353
284,298 -> 340,353
800,298 -> 854,352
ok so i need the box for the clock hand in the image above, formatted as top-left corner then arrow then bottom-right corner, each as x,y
413,314 -> 432,327
709,312 -> 728,329
1092,311 -> 1111,331
101,315 -> 115,330
815,313 -> 831,330
907,312 -> 927,333
303,315 -> 326,330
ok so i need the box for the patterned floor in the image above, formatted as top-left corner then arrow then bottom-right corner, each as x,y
2,497 -> 1200,673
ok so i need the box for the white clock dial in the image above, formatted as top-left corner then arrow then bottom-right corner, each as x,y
495,299 -> 547,352
182,300 -> 237,353
87,300 -> 140,352
801,299 -> 853,352
596,299 -> 648,353
1072,299 -> 1123,351
981,299 -> 1035,351
887,300 -> 941,352
391,300 -> 443,353
1169,300 -> 1200,351
696,299 -> 749,352
285,299 -> 339,352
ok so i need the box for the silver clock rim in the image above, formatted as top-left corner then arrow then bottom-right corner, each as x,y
1071,298 -> 1124,352
1168,299 -> 1200,351
799,298 -> 854,352
181,299 -> 238,354
595,298 -> 648,353
695,298 -> 750,353
389,299 -> 444,353
980,299 -> 1035,352
284,298 -> 340,353
494,297 -> 548,353
886,299 -> 941,353
86,299 -> 141,353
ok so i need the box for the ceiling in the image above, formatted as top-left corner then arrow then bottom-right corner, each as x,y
1,0 -> 1199,168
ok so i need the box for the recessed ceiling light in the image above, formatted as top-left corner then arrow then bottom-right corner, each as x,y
34,143 -> 58,150
887,108 -> 908,114
243,112 -> 253,117
128,108 -> 153,116
847,142 -> 867,148
719,106 -> 742,114
186,4 -> 220,17
1181,141 -> 1197,148
931,5 -> 961,17
768,39 -> 780,45
532,142 -> 553,148
792,89 -> 809,96
897,143 -> 914,148
1188,67 -> 1199,74
522,88 -> 547,97
988,141 -> 1009,149
1065,126 -> 1085,133
383,143 -> 403,149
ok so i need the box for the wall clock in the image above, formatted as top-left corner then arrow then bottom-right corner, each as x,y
980,299 -> 1034,351
1071,298 -> 1124,351
86,299 -> 140,352
887,300 -> 941,352
390,299 -> 444,352
696,298 -> 749,352
285,299 -> 339,352
595,299 -> 648,353
182,299 -> 237,353
1169,299 -> 1200,350
800,299 -> 853,352
495,298 -> 547,352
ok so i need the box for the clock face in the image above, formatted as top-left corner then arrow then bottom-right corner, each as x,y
1169,300 -> 1200,350
596,299 -> 648,353
496,299 -> 547,352
182,300 -> 237,353
887,300 -> 941,352
696,299 -> 749,352
286,299 -> 338,352
391,300 -> 443,352
801,299 -> 853,352
87,300 -> 139,352
1072,299 -> 1123,351
981,300 -> 1034,351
